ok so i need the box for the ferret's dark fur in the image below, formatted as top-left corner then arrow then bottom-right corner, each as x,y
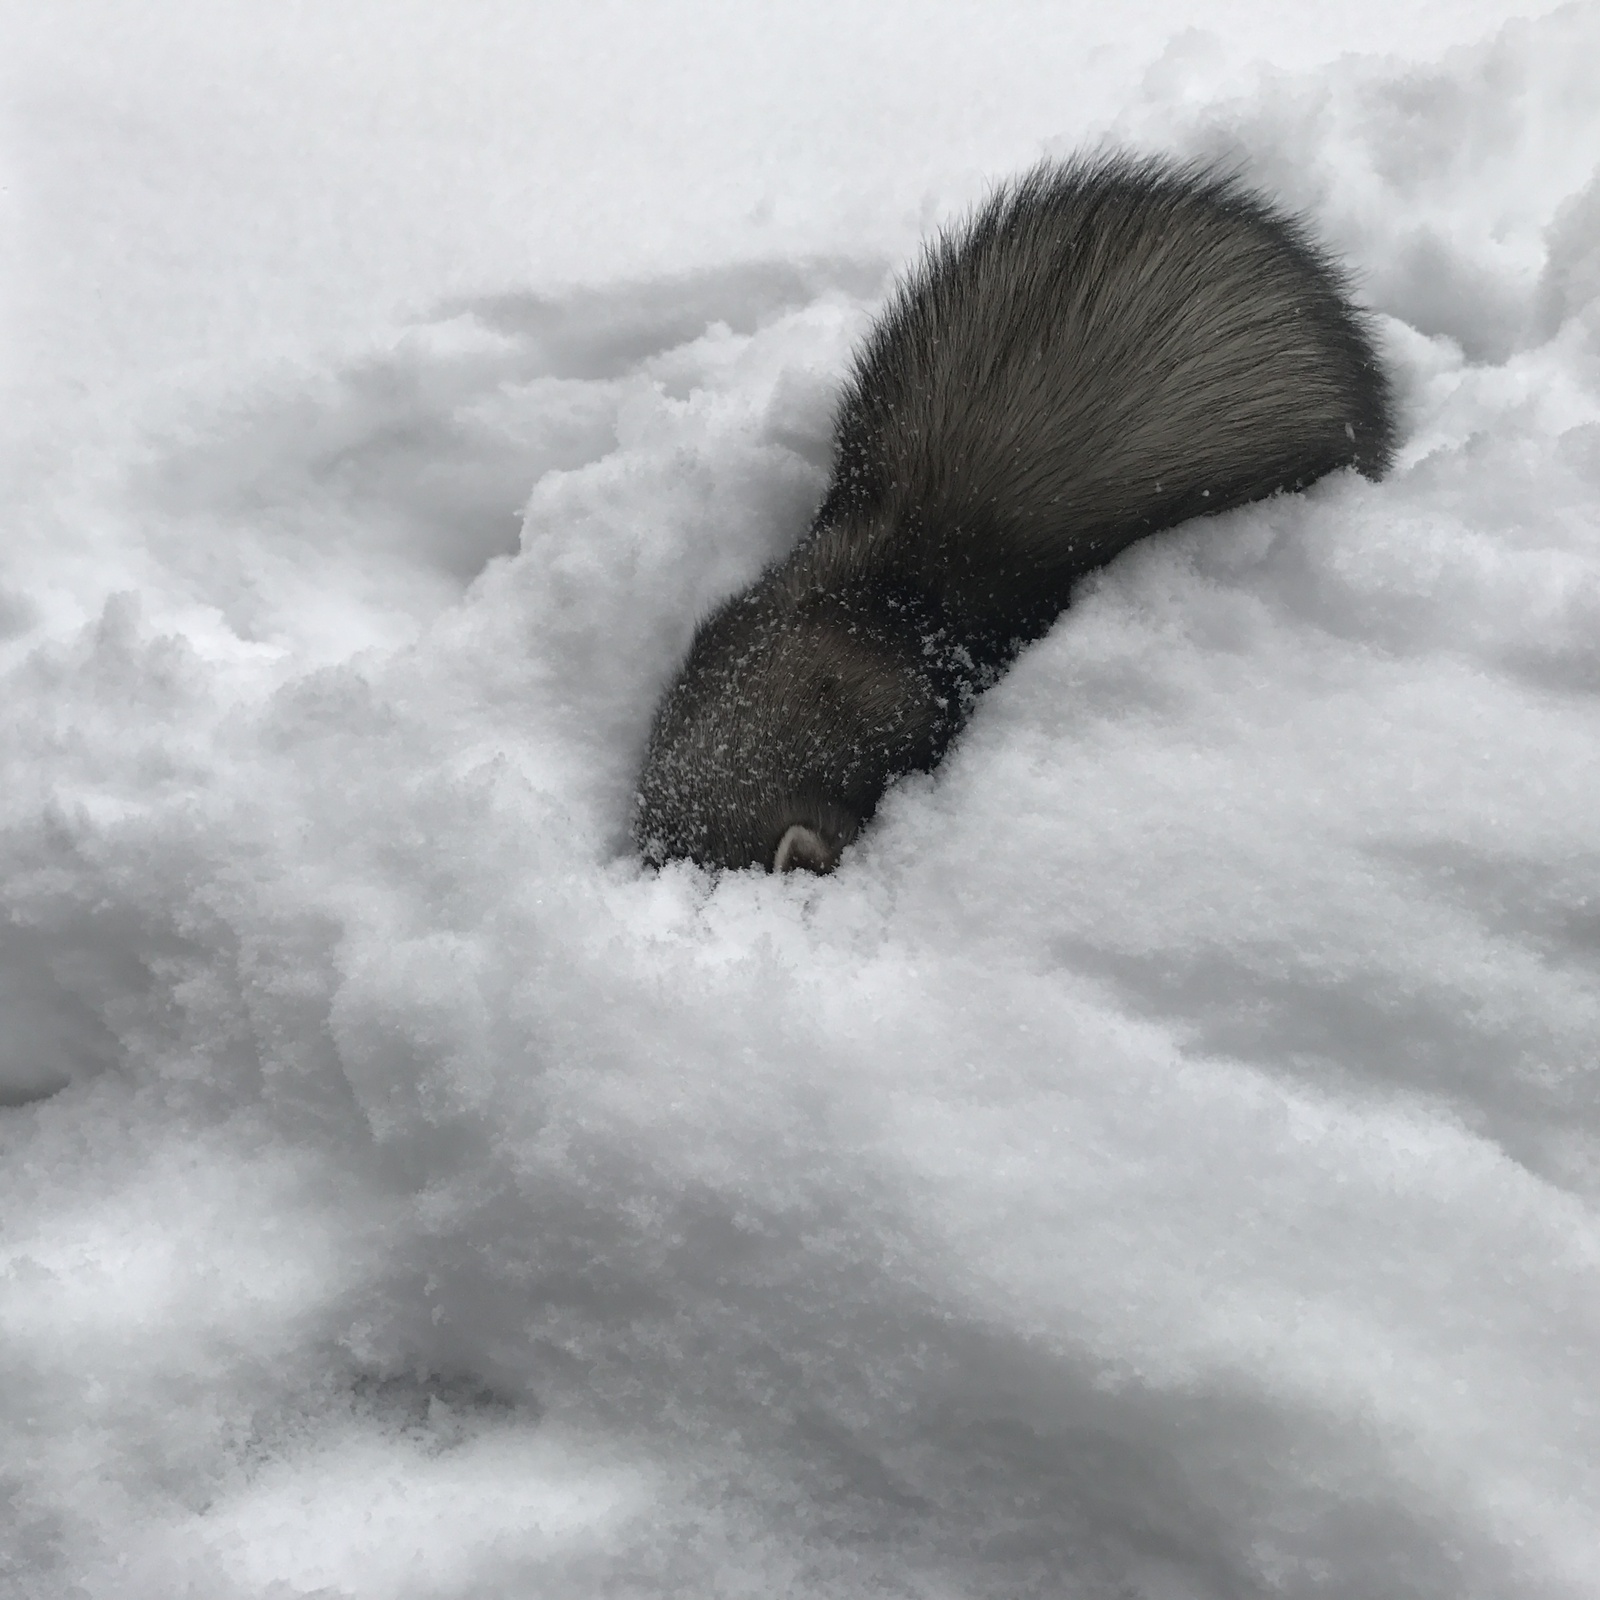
634,154 -> 1395,873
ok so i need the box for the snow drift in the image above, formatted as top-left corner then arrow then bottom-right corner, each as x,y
4,6 -> 1600,1596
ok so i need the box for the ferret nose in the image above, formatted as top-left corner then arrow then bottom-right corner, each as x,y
772,824 -> 840,875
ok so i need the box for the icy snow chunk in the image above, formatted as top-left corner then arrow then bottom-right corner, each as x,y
1538,165 -> 1600,338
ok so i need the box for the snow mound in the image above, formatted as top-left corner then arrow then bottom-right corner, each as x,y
4,8 -> 1600,1597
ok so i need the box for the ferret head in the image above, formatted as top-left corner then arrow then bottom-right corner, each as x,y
633,585 -> 956,874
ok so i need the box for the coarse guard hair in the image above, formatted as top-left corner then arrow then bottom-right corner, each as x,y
635,153 -> 1396,873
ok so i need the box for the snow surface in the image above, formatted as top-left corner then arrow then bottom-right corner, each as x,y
5,2 -> 1600,1595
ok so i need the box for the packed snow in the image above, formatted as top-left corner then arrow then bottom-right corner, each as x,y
4,3 -> 1600,1596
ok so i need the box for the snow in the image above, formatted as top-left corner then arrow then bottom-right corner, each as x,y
4,2 -> 1600,1595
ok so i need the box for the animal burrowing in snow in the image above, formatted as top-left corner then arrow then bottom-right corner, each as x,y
634,153 -> 1395,873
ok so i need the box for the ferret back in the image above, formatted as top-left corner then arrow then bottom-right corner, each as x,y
807,156 -> 1394,645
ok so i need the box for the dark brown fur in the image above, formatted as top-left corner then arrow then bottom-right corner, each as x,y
635,154 -> 1395,872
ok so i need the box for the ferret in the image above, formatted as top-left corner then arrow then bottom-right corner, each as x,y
634,153 -> 1395,873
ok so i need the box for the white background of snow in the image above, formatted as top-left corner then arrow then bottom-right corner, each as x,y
4,2 -> 1600,1595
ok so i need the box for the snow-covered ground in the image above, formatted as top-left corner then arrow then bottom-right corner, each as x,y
4,2 -> 1600,1595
